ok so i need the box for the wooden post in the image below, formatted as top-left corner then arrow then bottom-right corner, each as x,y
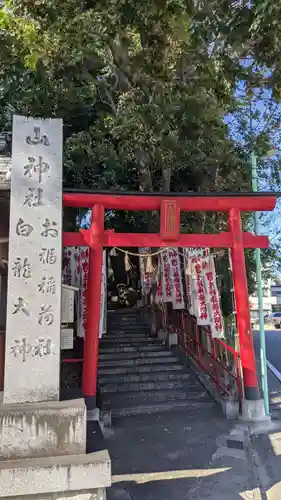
82,204 -> 104,409
229,208 -> 260,401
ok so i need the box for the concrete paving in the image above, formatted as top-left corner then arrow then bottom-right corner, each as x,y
250,424 -> 281,500
247,329 -> 281,498
105,407 -> 261,500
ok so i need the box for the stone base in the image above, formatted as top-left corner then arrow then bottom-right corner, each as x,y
221,397 -> 240,420
87,407 -> 100,422
157,330 -> 167,341
240,398 -> 270,422
8,488 -> 106,500
100,410 -> 112,428
0,450 -> 111,499
248,419 -> 278,437
168,333 -> 178,348
0,398 -> 86,460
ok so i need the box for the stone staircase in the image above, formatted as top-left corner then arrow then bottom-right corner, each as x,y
98,308 -> 216,418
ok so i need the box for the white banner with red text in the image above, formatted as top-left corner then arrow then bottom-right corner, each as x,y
155,258 -> 163,305
191,257 -> 210,325
183,250 -> 224,337
139,247 -> 153,295
203,255 -> 224,338
75,247 -> 89,338
160,248 -> 185,309
99,250 -> 107,339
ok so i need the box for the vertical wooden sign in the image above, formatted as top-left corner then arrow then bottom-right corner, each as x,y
160,200 -> 180,241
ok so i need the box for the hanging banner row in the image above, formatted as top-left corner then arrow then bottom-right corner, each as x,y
139,247 -> 224,339
63,245 -> 223,339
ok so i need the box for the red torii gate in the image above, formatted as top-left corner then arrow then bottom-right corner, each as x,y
63,191 -> 276,409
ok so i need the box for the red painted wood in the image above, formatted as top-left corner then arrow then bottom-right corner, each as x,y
160,200 -> 180,241
63,230 -> 269,249
82,204 -> 104,399
243,233 -> 269,248
229,208 -> 259,398
63,232 -> 84,246
62,191 -> 274,403
63,193 -> 276,212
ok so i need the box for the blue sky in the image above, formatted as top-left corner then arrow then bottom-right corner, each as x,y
225,77 -> 281,246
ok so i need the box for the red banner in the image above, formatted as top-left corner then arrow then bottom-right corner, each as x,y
76,247 -> 89,338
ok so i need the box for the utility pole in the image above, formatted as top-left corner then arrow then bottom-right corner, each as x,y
251,150 -> 270,415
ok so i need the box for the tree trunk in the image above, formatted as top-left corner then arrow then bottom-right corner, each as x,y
161,165 -> 172,192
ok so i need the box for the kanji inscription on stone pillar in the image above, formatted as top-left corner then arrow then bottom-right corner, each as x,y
4,115 -> 63,404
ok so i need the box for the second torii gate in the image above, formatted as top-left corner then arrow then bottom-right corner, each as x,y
63,190 -> 276,411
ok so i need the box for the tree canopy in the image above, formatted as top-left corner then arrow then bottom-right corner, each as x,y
1,0 -> 281,300
0,0 -> 251,193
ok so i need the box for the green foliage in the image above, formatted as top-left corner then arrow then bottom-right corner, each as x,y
0,0 -> 248,195
1,0 -> 281,301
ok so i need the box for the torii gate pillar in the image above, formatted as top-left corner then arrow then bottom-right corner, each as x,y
229,208 -> 260,402
83,204 -> 104,409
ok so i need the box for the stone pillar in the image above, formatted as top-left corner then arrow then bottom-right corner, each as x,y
4,115 -> 63,404
0,116 -> 111,500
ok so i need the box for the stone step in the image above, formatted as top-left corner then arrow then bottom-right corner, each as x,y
98,362 -> 184,376
110,400 -> 216,418
107,321 -> 148,326
103,338 -> 149,344
105,331 -> 149,337
108,321 -> 142,324
107,318 -> 142,322
107,320 -> 144,325
99,345 -> 165,354
108,322 -> 146,327
108,319 -> 144,324
103,332 -> 149,341
101,336 -> 153,343
102,387 -> 209,407
98,370 -> 191,385
108,308 -> 140,315
99,337 -> 163,346
98,355 -> 178,368
99,378 -> 200,393
102,331 -> 151,338
100,309 -> 216,420
99,350 -> 170,361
